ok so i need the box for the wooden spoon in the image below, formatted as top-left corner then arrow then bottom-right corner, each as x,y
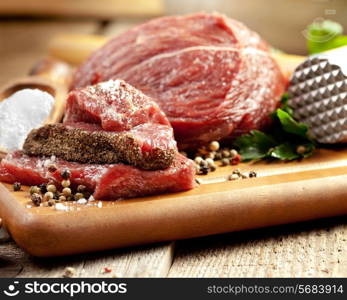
0,57 -> 73,158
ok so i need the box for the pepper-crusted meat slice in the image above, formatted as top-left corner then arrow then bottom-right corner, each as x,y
0,151 -> 196,200
23,123 -> 177,170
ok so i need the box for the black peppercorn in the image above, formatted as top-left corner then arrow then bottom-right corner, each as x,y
31,193 -> 42,206
13,182 -> 21,191
39,183 -> 47,194
249,171 -> 257,178
61,169 -> 71,180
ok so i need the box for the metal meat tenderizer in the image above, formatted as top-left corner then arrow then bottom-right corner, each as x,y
288,46 -> 347,144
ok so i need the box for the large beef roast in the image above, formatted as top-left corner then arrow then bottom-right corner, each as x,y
0,151 -> 195,200
72,13 -> 287,149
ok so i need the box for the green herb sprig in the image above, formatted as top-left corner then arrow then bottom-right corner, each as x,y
233,95 -> 316,161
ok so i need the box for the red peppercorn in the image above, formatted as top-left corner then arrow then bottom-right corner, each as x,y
231,154 -> 241,165
103,267 -> 112,273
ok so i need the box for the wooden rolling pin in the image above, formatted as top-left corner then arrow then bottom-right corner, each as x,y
48,33 -> 306,78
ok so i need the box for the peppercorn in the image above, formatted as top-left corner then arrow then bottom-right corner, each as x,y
59,195 -> 67,202
39,183 -> 47,194
205,152 -> 215,159
62,187 -> 72,197
47,164 -> 57,173
77,185 -> 87,193
43,192 -> 54,201
214,152 -> 222,160
249,171 -> 257,178
29,186 -> 40,195
48,199 -> 55,206
231,154 -> 241,165
195,164 -> 201,175
200,166 -> 209,175
205,158 -> 215,167
194,156 -> 203,165
222,150 -> 231,158
200,160 -> 208,168
209,141 -> 220,152
47,184 -> 57,193
240,173 -> 248,179
61,169 -> 71,180
228,173 -> 239,181
221,158 -> 230,166
62,179 -> 71,188
230,149 -> 238,158
74,193 -> 84,201
13,182 -> 21,192
210,164 -> 217,172
296,145 -> 307,155
232,169 -> 241,175
31,193 -> 42,206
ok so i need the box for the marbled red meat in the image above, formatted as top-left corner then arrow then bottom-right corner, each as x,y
0,151 -> 195,200
72,13 -> 287,149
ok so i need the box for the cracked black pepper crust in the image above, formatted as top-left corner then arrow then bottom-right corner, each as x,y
23,124 -> 175,170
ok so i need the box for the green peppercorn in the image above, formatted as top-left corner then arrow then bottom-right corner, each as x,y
13,182 -> 21,192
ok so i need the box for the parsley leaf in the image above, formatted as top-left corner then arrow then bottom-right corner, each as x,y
234,95 -> 316,162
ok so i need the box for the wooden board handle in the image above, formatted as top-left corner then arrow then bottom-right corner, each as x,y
48,33 -> 306,78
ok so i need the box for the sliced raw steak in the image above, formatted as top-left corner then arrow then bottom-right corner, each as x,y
71,13 -> 287,149
0,151 -> 195,200
23,123 -> 176,170
64,79 -> 170,132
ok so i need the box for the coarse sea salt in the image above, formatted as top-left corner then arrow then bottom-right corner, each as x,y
0,88 -> 54,150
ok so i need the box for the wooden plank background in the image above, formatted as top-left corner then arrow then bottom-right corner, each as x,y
0,16 -> 346,277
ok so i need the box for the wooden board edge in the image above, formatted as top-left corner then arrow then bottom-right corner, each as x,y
2,168 -> 347,257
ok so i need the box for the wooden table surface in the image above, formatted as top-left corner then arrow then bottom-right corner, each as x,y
0,18 -> 346,278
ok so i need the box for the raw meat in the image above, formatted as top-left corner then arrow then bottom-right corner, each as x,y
23,123 -> 176,170
71,13 -> 287,149
64,79 -> 170,132
0,151 -> 195,200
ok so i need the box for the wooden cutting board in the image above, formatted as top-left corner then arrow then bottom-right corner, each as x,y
1,148 -> 347,257
0,37 -> 346,257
